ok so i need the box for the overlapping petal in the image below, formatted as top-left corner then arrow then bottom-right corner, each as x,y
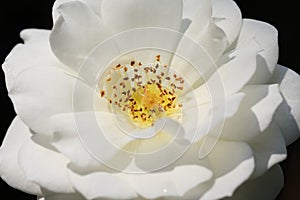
50,1 -> 109,70
224,165 -> 284,200
52,0 -> 103,22
269,65 -> 300,145
2,29 -> 70,91
211,0 -> 242,46
248,123 -> 286,179
181,0 -> 227,62
18,135 -> 74,193
39,193 -> 85,200
236,19 -> 279,84
185,140 -> 254,199
201,39 -> 261,96
221,84 -> 282,141
68,169 -> 138,199
8,67 -> 98,133
102,0 -> 183,33
0,117 -> 42,195
68,165 -> 212,199
50,112 -> 135,173
182,93 -> 244,142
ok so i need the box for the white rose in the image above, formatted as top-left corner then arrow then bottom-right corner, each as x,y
1,0 -> 299,199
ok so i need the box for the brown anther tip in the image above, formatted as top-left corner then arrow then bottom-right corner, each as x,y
115,64 -> 121,69
138,62 -> 142,66
124,67 -> 128,72
130,61 -> 135,66
156,55 -> 161,61
100,90 -> 105,97
106,77 -> 112,82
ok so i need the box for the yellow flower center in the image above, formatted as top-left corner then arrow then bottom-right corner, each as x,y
100,55 -> 184,128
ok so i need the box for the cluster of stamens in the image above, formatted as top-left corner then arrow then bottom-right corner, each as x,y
100,55 -> 184,127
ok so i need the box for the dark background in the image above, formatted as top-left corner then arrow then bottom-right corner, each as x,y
0,0 -> 299,199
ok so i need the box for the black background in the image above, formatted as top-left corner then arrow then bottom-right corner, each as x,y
0,0 -> 299,199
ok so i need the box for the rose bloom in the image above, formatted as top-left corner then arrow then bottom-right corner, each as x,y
1,0 -> 300,199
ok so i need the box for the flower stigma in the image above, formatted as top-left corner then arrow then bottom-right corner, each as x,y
100,55 -> 184,128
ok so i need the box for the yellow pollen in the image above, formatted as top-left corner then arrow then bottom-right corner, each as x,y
100,55 -> 184,128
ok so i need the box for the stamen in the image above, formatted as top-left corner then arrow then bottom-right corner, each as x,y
99,55 -> 184,128
100,90 -> 105,97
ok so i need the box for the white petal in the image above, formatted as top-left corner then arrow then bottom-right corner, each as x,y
182,0 -> 242,47
52,112 -> 189,173
8,67 -> 96,133
2,29 -> 69,91
40,193 -> 84,200
221,84 -> 282,141
209,39 -> 261,96
50,1 -> 109,70
236,19 -> 279,84
182,0 -> 227,62
50,114 -> 105,173
248,123 -> 286,179
102,0 -> 183,33
126,165 -> 212,199
52,0 -> 103,22
69,165 -> 212,199
172,0 -> 228,89
211,0 -> 242,45
0,117 -> 42,195
18,136 -> 74,193
169,35 -> 218,91
182,0 -> 210,21
224,165 -> 284,200
131,133 -> 210,174
200,140 -> 254,200
50,112 -> 135,173
91,117 -> 190,172
188,38 -> 260,99
68,169 -> 137,199
132,131 -> 188,172
268,65 -> 300,145
183,92 -> 245,142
